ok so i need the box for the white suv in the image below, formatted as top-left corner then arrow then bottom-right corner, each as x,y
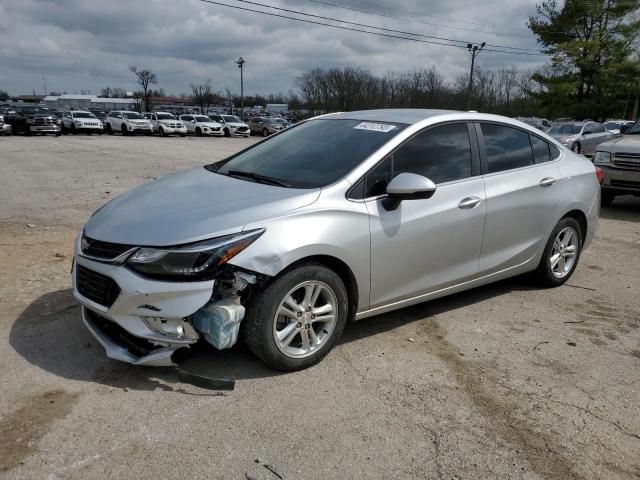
179,114 -> 223,136
61,110 -> 104,135
208,114 -> 250,137
105,111 -> 153,136
143,112 -> 187,137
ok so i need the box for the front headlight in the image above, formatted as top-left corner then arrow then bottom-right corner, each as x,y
127,229 -> 265,280
559,136 -> 572,144
593,151 -> 611,165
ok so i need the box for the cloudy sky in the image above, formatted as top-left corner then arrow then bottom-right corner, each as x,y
0,0 -> 548,97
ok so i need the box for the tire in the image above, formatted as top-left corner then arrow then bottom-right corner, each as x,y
243,263 -> 349,371
62,125 -> 68,134
55,132 -> 61,137
160,127 -> 167,137
571,143 -> 581,154
262,128 -> 269,137
601,190 -> 615,208
106,124 -> 113,135
534,217 -> 583,287
71,124 -> 77,135
121,124 -> 128,136
224,128 -> 230,137
196,127 -> 202,137
180,133 -> 186,137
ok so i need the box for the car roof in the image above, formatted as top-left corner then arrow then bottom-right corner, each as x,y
325,108 -> 460,125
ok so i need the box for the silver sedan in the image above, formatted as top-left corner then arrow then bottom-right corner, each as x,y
73,110 -> 600,371
547,121 -> 613,154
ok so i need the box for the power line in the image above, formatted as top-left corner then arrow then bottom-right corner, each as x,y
199,0 -> 546,55
300,0 -> 535,39
198,0 -> 547,56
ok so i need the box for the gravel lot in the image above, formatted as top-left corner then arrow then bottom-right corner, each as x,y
1,135 -> 639,480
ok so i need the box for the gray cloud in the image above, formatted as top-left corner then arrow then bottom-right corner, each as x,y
0,0 -> 546,96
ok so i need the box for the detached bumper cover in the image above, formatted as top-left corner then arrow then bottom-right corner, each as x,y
72,253 -> 214,366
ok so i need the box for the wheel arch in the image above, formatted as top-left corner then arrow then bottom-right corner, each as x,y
560,209 -> 588,242
276,255 -> 359,322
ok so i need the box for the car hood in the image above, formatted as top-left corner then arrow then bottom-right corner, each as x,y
227,122 -> 248,128
196,122 -> 220,127
84,167 -> 320,246
598,134 -> 640,153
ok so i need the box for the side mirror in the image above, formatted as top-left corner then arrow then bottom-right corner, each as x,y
191,119 -> 196,123
382,173 -> 437,211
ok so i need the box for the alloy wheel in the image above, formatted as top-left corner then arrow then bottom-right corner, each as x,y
550,226 -> 578,278
272,281 -> 338,359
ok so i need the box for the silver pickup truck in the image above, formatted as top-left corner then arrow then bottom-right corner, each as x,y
593,121 -> 640,206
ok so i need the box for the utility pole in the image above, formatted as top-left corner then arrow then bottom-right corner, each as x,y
235,57 -> 246,119
42,75 -> 47,96
466,42 -> 485,110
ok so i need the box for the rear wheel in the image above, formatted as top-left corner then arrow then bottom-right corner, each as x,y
601,190 -> 615,208
243,263 -> 348,371
534,217 -> 582,287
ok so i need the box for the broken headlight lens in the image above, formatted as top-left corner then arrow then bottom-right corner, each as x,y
127,229 -> 265,280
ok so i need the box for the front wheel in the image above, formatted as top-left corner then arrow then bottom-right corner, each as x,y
534,217 -> 583,287
195,127 -> 202,137
262,128 -> 269,137
121,124 -> 128,136
571,143 -> 581,154
243,263 -> 349,371
106,124 -> 113,135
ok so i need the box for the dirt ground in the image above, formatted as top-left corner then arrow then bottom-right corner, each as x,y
1,135 -> 639,480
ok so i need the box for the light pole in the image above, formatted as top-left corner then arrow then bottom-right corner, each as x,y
466,42 -> 485,110
235,57 -> 246,118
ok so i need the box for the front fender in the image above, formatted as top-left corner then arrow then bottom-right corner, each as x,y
230,207 -> 371,311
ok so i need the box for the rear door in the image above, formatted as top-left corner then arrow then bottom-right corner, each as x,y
365,122 -> 487,307
477,122 -> 564,274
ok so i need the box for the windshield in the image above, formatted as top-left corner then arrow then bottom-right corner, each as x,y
223,115 -> 241,123
123,112 -> 143,119
216,119 -> 407,188
156,113 -> 175,120
627,121 -> 640,135
73,112 -> 95,118
274,118 -> 289,124
551,124 -> 582,135
195,116 -> 210,122
603,122 -> 622,130
22,106 -> 49,114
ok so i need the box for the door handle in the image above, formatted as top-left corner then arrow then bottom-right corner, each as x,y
458,196 -> 482,209
540,177 -> 556,187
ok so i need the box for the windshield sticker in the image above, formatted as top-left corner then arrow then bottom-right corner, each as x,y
354,122 -> 397,133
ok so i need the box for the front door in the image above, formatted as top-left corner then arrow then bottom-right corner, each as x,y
366,122 -> 487,308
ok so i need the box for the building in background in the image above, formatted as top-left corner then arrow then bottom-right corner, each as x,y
265,103 -> 288,115
43,94 -> 136,111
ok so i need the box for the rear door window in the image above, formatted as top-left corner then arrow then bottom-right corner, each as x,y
392,123 -> 472,184
481,123 -> 534,173
530,135 -> 551,164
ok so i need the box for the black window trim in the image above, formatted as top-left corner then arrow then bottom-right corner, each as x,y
474,121 -> 562,176
347,120 -> 481,201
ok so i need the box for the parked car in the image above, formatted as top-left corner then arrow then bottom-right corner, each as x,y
603,120 -> 635,136
248,117 -> 285,136
547,122 -> 613,154
0,115 -> 12,135
89,110 -> 108,123
143,112 -> 187,137
73,109 -> 599,371
105,111 -> 153,136
208,114 -> 250,137
4,104 -> 61,136
516,117 -> 552,131
179,114 -> 223,136
61,110 -> 104,135
593,120 -> 640,207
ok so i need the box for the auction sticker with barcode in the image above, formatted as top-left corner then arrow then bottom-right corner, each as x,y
354,122 -> 397,133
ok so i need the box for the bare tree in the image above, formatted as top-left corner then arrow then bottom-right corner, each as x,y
129,66 -> 157,112
132,90 -> 144,113
190,80 -> 214,113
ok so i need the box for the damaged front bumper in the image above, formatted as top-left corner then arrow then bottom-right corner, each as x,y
72,255 -> 214,366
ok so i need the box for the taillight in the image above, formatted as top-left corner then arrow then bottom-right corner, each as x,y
595,167 -> 604,185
